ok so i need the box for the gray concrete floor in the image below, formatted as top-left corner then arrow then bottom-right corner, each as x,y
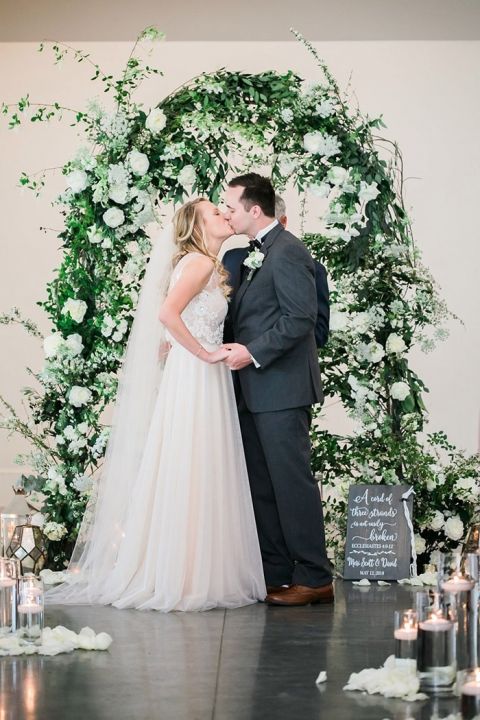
0,581 -> 460,720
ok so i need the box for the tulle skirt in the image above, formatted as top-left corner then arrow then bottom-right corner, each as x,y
47,341 -> 266,612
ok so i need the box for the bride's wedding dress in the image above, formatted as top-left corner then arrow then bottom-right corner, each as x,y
48,251 -> 266,612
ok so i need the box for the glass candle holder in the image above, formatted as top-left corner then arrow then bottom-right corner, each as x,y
417,603 -> 456,693
459,668 -> 480,720
439,552 -> 475,594
17,575 -> 44,643
466,554 -> 480,669
0,558 -> 18,636
394,609 -> 418,661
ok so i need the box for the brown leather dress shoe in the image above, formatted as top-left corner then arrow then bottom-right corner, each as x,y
266,583 -> 334,606
266,584 -> 291,594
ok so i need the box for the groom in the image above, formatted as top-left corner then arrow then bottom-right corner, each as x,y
222,173 -> 333,606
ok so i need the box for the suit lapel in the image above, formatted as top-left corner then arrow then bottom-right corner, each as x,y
233,223 -> 283,317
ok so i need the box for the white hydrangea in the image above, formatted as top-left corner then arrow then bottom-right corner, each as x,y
178,165 -> 196,188
63,425 -> 78,441
103,207 -> 125,228
444,515 -> 464,541
308,182 -> 331,198
127,149 -> 150,176
62,299 -> 87,323
68,386 -> 92,407
145,108 -> 167,134
280,108 -> 294,123
43,521 -> 68,542
350,312 -> 370,335
66,169 -> 88,194
72,474 -> 92,494
429,510 -> 444,531
414,533 -> 426,555
386,333 -> 407,355
329,306 -> 349,332
303,131 -> 341,158
390,382 -> 410,401
277,155 -> 297,177
316,99 -> 335,117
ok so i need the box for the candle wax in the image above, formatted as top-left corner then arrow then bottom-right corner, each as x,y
394,627 -> 418,641
419,618 -> 452,631
17,603 -> 42,614
461,682 -> 480,696
441,577 -> 475,592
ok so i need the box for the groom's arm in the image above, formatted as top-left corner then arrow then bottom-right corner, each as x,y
246,243 -> 317,369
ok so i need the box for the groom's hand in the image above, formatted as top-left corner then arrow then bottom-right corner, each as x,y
222,343 -> 253,370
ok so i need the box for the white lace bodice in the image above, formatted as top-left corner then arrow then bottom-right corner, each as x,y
166,253 -> 228,347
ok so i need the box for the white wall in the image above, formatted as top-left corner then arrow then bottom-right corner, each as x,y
1,40 -> 479,505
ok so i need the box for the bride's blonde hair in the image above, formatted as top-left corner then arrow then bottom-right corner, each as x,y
173,197 -> 231,297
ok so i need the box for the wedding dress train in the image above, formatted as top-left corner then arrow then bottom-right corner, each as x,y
47,252 -> 266,611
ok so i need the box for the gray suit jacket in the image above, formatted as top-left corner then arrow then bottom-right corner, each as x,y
231,223 -> 323,413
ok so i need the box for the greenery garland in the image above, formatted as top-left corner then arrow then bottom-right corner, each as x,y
1,28 -> 478,570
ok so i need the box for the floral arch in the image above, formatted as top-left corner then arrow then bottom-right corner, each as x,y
1,28 -> 478,569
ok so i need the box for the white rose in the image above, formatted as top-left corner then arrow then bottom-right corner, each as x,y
303,131 -> 324,154
145,108 -> 167,134
414,534 -> 426,555
444,515 -> 464,542
386,333 -> 407,355
68,386 -> 92,407
65,333 -> 83,356
66,169 -> 88,194
103,207 -> 125,228
429,510 -> 444,532
456,476 -> 480,497
127,149 -> 150,176
43,333 -> 64,359
390,381 -> 410,401
178,164 -> 196,188
329,307 -> 348,332
62,299 -> 87,323
366,341 -> 385,364
108,184 -> 129,204
426,478 -> 436,492
328,166 -> 349,186
87,225 -> 103,244
359,180 -> 380,204
308,182 -> 331,198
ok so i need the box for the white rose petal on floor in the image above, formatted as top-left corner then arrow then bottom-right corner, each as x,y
0,626 -> 113,656
343,654 -> 428,702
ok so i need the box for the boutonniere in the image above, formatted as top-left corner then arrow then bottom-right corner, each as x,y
243,248 -> 264,281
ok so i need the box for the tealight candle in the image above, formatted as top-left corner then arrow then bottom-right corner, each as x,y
394,609 -> 418,661
460,669 -> 480,720
17,576 -> 44,643
441,574 -> 475,593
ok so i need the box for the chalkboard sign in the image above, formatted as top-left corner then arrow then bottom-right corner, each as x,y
343,484 -> 414,581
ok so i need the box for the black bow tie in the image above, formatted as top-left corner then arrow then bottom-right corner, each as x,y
248,238 -> 262,251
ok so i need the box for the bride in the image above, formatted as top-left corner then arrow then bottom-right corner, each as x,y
47,197 -> 266,612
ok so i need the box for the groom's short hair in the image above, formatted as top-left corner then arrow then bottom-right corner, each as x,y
228,173 -> 275,218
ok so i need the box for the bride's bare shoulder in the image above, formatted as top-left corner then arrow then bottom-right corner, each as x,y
173,252 -> 215,283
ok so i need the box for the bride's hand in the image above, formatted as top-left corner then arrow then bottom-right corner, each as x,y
206,348 -> 230,364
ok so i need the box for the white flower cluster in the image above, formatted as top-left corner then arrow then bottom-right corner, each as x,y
303,131 -> 341,159
43,521 -> 68,542
101,314 -> 129,342
43,333 -> 83,360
